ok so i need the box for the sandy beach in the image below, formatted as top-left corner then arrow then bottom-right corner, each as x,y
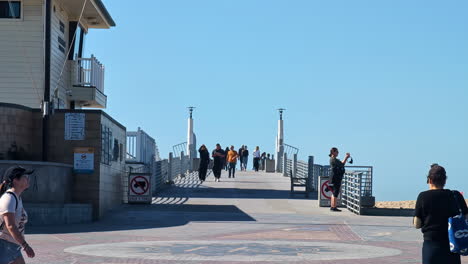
376,200 -> 468,209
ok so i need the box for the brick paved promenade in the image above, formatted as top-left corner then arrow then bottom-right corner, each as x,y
26,170 -> 467,263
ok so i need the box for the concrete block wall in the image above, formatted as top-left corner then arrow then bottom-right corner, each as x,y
25,203 -> 93,226
99,113 -> 126,218
0,161 -> 73,204
0,103 -> 42,161
47,111 -> 102,219
48,110 -> 126,219
0,104 -> 127,221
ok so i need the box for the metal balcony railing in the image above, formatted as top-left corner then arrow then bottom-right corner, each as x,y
74,55 -> 105,93
126,128 -> 158,165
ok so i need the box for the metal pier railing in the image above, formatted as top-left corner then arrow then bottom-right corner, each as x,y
341,166 -> 374,215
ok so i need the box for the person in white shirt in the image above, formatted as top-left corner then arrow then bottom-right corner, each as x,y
0,166 -> 35,264
253,146 -> 261,172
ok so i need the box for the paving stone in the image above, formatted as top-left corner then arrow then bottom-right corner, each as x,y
24,170 -> 468,263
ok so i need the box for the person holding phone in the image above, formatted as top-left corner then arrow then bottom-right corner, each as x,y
328,147 -> 351,212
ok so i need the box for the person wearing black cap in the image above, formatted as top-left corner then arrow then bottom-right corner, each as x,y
328,147 -> 351,212
0,166 -> 35,263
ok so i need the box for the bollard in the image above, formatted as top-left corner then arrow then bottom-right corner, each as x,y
283,153 -> 288,177
292,154 -> 298,183
180,151 -> 185,177
276,151 -> 281,172
308,156 -> 314,191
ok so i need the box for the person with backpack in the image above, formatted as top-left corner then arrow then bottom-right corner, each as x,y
328,147 -> 351,212
414,165 -> 468,264
0,166 -> 35,263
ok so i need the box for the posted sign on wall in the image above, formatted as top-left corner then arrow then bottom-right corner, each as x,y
319,176 -> 342,207
65,113 -> 85,140
73,148 -> 94,174
128,173 -> 152,204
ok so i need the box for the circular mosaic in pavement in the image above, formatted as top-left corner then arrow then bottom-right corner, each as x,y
64,240 -> 401,261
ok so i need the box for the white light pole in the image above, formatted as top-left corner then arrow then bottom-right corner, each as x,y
187,107 -> 196,160
276,108 -> 285,172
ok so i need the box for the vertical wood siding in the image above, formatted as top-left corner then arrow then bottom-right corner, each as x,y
50,0 -> 70,109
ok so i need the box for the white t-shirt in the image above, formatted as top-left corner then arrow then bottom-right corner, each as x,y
0,190 -> 28,245
253,150 -> 261,158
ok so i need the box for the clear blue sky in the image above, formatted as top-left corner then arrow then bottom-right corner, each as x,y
86,0 -> 468,201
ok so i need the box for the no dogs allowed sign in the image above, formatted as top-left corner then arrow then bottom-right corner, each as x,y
128,173 -> 152,204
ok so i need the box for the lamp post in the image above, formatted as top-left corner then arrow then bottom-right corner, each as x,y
276,108 -> 286,172
187,107 -> 196,160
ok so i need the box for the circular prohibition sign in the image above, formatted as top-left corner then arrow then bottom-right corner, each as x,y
130,176 -> 149,195
321,180 -> 332,200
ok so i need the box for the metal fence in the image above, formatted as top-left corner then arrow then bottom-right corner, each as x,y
341,166 -> 374,214
126,128 -> 158,164
284,144 -> 299,157
279,154 -> 374,214
123,151 -> 193,203
172,142 -> 187,157
282,154 -> 318,193
312,164 -> 374,214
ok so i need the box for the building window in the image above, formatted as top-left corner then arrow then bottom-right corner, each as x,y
68,22 -> 86,60
58,36 -> 66,53
0,1 -> 21,19
101,125 -> 112,165
59,21 -> 65,33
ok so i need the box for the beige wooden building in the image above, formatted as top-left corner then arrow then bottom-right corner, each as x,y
0,0 -> 127,221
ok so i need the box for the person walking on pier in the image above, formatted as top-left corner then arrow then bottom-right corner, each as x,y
260,152 -> 267,170
0,166 -> 36,264
253,146 -> 261,172
212,144 -> 225,182
238,145 -> 245,170
198,145 -> 210,183
241,146 -> 249,171
226,146 -> 238,178
414,165 -> 468,264
328,147 -> 351,212
224,147 -> 230,171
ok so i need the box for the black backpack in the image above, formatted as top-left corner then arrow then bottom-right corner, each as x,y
0,192 -> 18,230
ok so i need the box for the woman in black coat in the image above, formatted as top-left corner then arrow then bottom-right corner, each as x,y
198,145 -> 210,183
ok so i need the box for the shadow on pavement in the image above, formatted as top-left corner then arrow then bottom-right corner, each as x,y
28,204 -> 256,234
164,173 -> 318,200
156,186 -> 318,200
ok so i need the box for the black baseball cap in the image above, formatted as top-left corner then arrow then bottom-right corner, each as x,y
2,166 -> 34,183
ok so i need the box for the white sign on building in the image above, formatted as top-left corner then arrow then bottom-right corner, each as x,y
65,113 -> 85,140
74,147 -> 94,174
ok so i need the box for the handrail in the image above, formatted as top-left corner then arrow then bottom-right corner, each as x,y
172,142 -> 187,157
74,55 -> 105,93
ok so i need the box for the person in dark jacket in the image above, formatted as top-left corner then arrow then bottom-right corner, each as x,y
212,144 -> 225,182
238,146 -> 245,170
328,147 -> 351,212
224,147 -> 230,171
242,146 -> 249,171
414,165 -> 468,264
198,145 -> 210,183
